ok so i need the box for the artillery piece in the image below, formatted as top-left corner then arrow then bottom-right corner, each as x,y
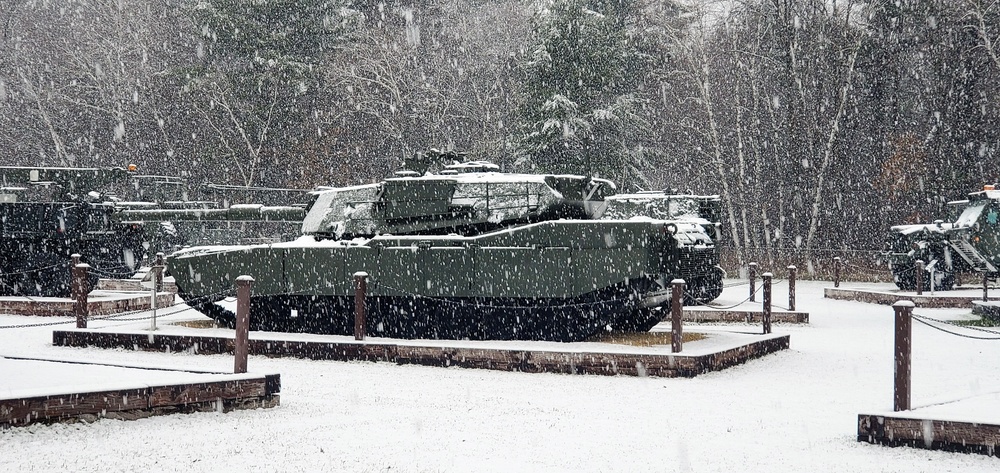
169,151 -> 724,342
0,165 -> 306,297
883,184 -> 1000,291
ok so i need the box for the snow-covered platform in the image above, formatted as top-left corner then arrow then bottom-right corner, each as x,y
51,324 -> 789,378
858,392 -> 1000,457
0,290 -> 175,317
0,356 -> 279,428
825,283 -> 1000,308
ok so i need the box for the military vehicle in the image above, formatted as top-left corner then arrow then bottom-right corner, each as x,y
169,151 -> 724,342
0,166 -> 148,296
0,166 -> 306,297
883,184 -> 1000,290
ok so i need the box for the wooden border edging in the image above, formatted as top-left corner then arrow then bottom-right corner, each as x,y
52,330 -> 790,378
858,413 -> 1000,457
681,309 -> 808,323
1,372 -> 280,429
0,292 -> 175,317
825,287 -> 1000,308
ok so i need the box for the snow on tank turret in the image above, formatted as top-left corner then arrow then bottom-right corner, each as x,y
301,149 -> 616,239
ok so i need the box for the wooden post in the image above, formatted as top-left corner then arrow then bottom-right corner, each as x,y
984,273 -> 990,302
749,262 -> 758,302
72,262 -> 90,329
762,272 -> 772,334
893,300 -> 914,412
915,259 -> 924,295
354,272 -> 368,341
234,275 -> 253,374
671,279 -> 684,353
833,257 -> 841,288
787,265 -> 797,312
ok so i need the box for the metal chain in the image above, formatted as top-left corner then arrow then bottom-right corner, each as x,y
0,263 -> 63,277
911,313 -> 1000,340
0,288 -> 230,330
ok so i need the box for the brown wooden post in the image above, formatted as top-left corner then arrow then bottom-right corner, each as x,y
671,279 -> 684,353
833,257 -> 841,288
893,300 -> 914,411
72,262 -> 90,329
762,272 -> 772,334
354,272 -> 368,341
749,262 -> 758,302
984,273 -> 990,302
234,275 -> 253,374
787,265 -> 797,312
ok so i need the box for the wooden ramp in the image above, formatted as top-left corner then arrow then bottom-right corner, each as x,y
52,327 -> 789,378
0,356 -> 279,429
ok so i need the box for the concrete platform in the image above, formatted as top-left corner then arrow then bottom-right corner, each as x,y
52,325 -> 790,378
0,291 -> 176,317
1,356 -> 279,428
825,285 -> 1000,308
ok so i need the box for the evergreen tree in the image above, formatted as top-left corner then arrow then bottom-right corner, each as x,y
512,0 -> 663,189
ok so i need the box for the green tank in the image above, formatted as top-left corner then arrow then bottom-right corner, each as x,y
883,184 -> 1000,290
169,153 -> 724,342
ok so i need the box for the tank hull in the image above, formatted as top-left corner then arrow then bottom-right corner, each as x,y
172,220 -> 718,341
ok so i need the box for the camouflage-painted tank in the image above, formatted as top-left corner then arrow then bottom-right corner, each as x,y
883,184 -> 1000,290
169,152 -> 724,342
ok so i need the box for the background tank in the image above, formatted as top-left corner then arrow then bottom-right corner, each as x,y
170,152 -> 725,342
0,165 -> 308,297
0,166 -> 146,296
883,184 -> 1000,290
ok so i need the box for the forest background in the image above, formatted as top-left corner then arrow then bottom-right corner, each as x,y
2,0 -> 999,272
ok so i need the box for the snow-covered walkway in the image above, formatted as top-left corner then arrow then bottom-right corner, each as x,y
2,280 -> 998,472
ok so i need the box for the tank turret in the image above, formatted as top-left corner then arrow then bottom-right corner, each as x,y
169,155 -> 725,342
301,157 -> 616,239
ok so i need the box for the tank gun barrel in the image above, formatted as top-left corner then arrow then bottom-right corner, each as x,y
116,204 -> 306,223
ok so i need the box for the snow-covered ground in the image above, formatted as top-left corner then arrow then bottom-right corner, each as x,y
2,280 -> 999,472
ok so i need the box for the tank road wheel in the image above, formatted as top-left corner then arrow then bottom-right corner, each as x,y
683,268 -> 724,305
611,307 -> 664,333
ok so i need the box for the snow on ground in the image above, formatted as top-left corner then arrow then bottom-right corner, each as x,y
1,280 -> 999,472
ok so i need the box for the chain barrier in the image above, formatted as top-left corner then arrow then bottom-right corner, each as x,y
0,288 -> 231,330
0,263 -> 63,278
911,313 -> 1000,341
682,284 -> 764,310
